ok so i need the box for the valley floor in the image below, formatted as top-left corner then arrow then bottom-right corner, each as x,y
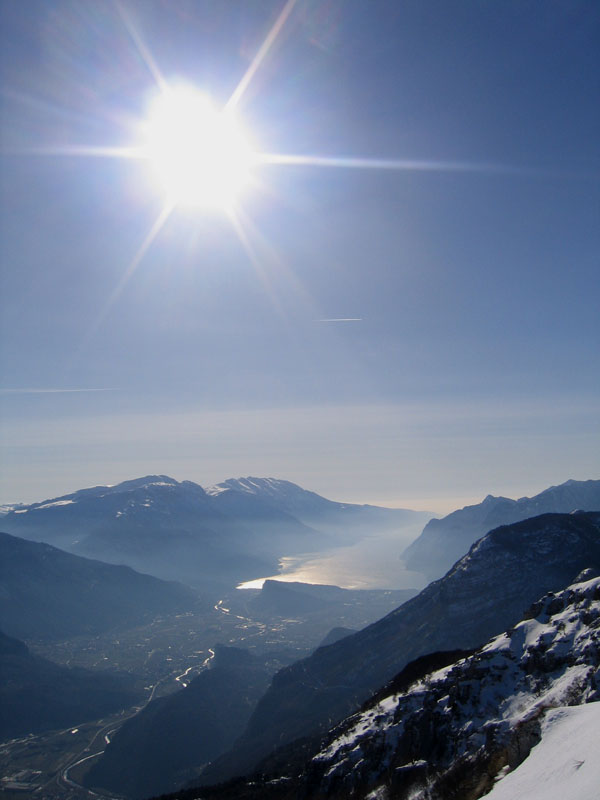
1,584 -> 408,800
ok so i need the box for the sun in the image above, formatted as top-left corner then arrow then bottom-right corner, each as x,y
141,86 -> 256,211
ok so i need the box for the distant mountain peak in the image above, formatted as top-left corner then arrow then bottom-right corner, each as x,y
210,476 -> 310,496
403,478 -> 600,580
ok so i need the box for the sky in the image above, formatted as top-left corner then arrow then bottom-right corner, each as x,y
0,0 -> 598,512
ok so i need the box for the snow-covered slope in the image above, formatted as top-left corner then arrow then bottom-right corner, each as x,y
198,511 -> 600,786
486,701 -> 600,800
192,575 -> 599,800
306,575 -> 600,799
403,478 -> 600,580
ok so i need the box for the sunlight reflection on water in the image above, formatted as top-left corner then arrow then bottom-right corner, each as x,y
238,524 -> 428,591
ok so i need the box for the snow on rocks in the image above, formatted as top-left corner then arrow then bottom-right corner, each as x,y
307,576 -> 600,799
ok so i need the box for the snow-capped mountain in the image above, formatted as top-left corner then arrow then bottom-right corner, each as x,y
230,574 -> 600,800
1,476 -> 324,590
403,478 -> 600,580
208,476 -> 432,535
199,511 -> 600,785
3,475 -> 431,592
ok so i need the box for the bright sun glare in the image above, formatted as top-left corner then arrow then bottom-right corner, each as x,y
141,86 -> 255,210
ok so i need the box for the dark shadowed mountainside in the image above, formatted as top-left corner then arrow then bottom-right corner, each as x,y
0,531 -> 198,641
403,478 -> 600,579
185,575 -> 600,800
199,511 -> 600,785
0,630 -> 141,740
83,646 -> 270,799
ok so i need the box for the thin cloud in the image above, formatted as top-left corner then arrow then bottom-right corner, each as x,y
0,388 -> 117,395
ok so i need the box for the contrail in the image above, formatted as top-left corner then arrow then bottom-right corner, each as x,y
316,318 -> 363,322
258,153 -> 560,178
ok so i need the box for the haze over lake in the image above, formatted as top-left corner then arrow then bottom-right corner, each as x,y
239,520 -> 428,590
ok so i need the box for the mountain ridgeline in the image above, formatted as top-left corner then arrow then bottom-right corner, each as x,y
198,511 -> 600,786
403,478 -> 600,580
2,475 -> 431,592
189,573 -> 600,799
0,531 -> 198,642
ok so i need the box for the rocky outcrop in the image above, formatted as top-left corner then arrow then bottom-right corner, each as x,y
186,575 -> 600,800
199,511 -> 600,785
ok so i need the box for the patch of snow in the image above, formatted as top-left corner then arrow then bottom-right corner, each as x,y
0,504 -> 24,515
205,485 -> 230,496
311,576 -> 600,791
35,499 -> 75,509
486,701 -> 600,800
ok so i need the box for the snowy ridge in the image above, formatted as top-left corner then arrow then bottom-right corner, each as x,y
307,576 -> 600,799
9,475 -> 184,513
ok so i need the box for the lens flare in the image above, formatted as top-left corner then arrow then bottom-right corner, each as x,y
141,86 -> 255,210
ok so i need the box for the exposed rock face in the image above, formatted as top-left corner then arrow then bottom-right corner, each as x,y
300,575 -> 600,799
402,478 -> 600,580
199,512 -> 600,785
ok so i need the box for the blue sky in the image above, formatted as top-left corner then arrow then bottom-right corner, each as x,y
1,0 -> 598,510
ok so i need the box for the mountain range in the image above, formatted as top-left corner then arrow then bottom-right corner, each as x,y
3,474 -> 599,800
402,478 -> 600,579
198,510 -> 600,786
209,477 -> 427,535
2,475 -> 430,592
189,572 -> 600,799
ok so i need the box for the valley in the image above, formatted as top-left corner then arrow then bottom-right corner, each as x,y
0,581 -> 413,800
2,2 -> 597,796
1,477 -> 599,800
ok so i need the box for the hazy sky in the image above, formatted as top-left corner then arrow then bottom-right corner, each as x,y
1,0 -> 598,511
